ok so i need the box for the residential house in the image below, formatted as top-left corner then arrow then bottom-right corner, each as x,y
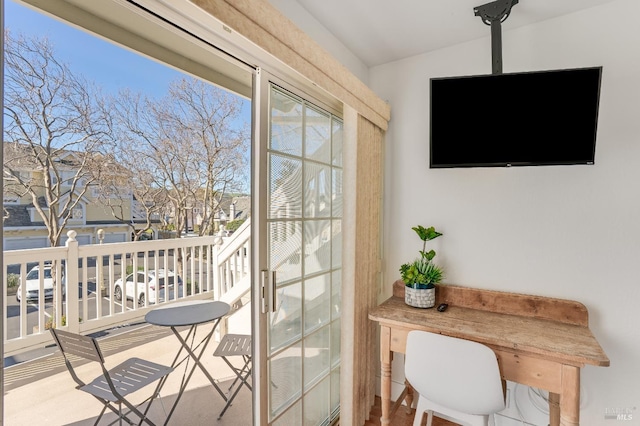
3,143 -> 159,248
215,195 -> 251,229
186,195 -> 251,233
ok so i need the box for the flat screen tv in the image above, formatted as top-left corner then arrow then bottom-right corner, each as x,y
429,67 -> 602,168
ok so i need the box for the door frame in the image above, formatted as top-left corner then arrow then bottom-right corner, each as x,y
251,66 -> 270,426
251,68 -> 344,425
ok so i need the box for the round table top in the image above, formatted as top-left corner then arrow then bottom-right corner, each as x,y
145,300 -> 230,327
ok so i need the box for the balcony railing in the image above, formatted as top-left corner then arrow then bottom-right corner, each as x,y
3,219 -> 251,356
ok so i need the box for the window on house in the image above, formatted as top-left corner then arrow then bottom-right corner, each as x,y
3,194 -> 19,204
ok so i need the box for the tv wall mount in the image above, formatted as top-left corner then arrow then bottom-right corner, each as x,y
474,0 -> 519,74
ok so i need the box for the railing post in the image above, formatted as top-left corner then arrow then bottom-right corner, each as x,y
213,233 -> 227,342
65,230 -> 80,333
213,243 -> 221,302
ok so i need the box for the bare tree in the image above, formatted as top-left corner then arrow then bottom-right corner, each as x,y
3,30 -> 113,325
93,151 -> 168,241
3,30 -> 113,247
111,77 -> 249,237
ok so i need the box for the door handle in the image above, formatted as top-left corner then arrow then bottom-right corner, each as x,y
261,270 -> 269,314
271,270 -> 277,313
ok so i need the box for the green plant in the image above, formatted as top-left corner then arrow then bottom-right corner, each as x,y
45,315 -> 82,330
225,219 -> 245,233
186,281 -> 200,296
125,265 -> 145,275
6,273 -> 19,289
399,225 -> 444,288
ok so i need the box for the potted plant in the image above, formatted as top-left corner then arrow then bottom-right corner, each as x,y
400,225 -> 444,308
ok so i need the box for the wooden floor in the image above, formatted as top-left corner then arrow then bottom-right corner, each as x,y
364,397 -> 458,426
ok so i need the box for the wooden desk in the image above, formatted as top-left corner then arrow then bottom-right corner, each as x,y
369,282 -> 609,426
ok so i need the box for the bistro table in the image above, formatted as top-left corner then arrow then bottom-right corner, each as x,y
144,299 -> 230,424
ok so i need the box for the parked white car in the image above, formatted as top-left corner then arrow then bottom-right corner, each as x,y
16,264 -> 66,303
113,269 -> 183,305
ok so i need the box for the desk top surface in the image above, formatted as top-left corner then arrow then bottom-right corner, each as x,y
369,295 -> 609,367
145,300 -> 230,327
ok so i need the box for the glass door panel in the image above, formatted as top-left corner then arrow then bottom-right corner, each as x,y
265,83 -> 342,425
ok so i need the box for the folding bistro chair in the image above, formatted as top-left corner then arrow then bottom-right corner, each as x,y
50,328 -> 173,426
213,333 -> 252,419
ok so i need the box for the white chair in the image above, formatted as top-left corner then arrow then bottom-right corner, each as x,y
405,331 -> 505,426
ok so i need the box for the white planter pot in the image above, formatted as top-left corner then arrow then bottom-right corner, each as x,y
405,285 -> 436,308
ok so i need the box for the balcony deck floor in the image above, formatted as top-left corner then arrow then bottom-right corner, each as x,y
4,323 -> 252,425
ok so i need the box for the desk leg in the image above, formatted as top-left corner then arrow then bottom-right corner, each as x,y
404,380 -> 414,414
380,326 -> 393,426
560,365 -> 580,426
549,392 -> 560,426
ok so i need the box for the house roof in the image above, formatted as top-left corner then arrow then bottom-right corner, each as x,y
3,203 -> 160,228
217,195 -> 251,221
231,196 -> 251,220
4,143 -> 44,170
3,142 -> 82,171
3,205 -> 34,227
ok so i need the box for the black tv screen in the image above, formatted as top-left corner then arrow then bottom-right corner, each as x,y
429,67 -> 602,168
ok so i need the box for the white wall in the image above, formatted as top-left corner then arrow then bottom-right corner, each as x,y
267,0 -> 370,84
371,0 -> 640,424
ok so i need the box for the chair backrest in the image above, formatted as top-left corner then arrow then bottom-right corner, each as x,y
50,328 -> 104,364
405,331 -> 505,415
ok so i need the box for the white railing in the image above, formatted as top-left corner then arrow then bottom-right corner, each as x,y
215,219 -> 251,303
3,219 -> 251,356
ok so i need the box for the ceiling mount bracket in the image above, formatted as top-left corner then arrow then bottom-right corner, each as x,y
474,0 -> 519,74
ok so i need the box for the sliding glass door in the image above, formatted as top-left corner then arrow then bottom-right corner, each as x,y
3,2 -> 343,424
254,72 -> 342,425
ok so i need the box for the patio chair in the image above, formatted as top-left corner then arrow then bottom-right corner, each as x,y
213,333 -> 252,419
50,328 -> 173,426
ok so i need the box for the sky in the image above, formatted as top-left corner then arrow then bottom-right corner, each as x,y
4,0 -> 252,118
4,0 -> 252,190
4,0 -> 189,98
